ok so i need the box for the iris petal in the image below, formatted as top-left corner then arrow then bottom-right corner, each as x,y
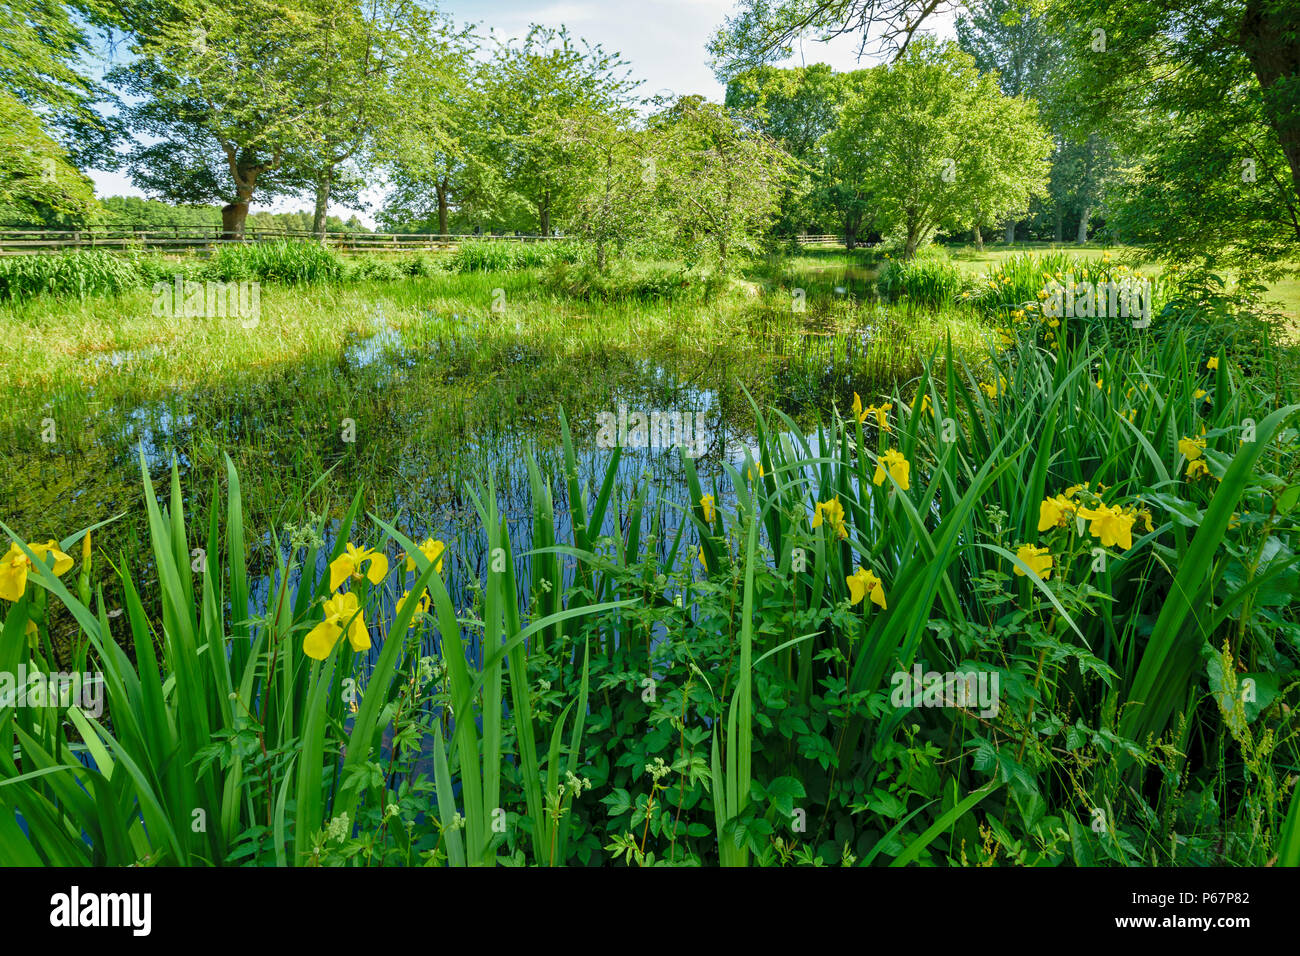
329,555 -> 353,593
303,618 -> 343,660
364,552 -> 389,585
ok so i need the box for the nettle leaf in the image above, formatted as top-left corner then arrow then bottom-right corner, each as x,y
973,739 -> 998,772
1065,721 -> 1088,751
762,776 -> 806,816
600,787 -> 632,818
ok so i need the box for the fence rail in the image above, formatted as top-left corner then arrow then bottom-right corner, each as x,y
0,227 -> 849,255
0,227 -> 566,256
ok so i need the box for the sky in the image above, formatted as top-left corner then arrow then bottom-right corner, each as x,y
88,0 -> 956,225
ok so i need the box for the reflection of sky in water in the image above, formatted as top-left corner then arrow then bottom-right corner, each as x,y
49,316 -> 857,679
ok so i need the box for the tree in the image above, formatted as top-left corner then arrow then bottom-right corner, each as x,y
1048,0 -> 1299,268
708,0 -> 963,79
824,39 -> 1049,258
649,95 -> 797,270
111,0 -> 337,237
379,22 -> 481,236
725,63 -> 846,235
0,0 -> 115,222
0,90 -> 98,224
957,67 -> 1053,249
297,0 -> 469,237
476,26 -> 638,235
710,0 -> 1300,266
561,112 -> 654,271
956,0 -> 1072,242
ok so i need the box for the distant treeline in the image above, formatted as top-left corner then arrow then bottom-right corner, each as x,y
4,196 -> 372,234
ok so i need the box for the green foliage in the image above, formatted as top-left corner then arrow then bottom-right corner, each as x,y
446,239 -> 580,273
875,249 -> 966,309
540,261 -> 727,303
0,250 -> 142,301
205,240 -> 345,283
824,37 -> 1051,258
4,273 -> 1296,866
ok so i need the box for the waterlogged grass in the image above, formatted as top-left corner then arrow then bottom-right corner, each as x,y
0,250 -> 986,658
0,258 -> 980,421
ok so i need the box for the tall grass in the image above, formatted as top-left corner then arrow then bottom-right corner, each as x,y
876,250 -> 966,309
0,250 -> 143,301
447,239 -> 581,272
206,240 -> 345,284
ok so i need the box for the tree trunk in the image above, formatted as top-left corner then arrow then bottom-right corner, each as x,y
973,221 -> 984,252
221,162 -> 259,240
1240,0 -> 1300,230
436,178 -> 449,236
1004,219 -> 1015,243
904,216 -> 920,260
539,190 -> 550,236
844,215 -> 856,250
312,167 -> 332,239
221,202 -> 249,240
1076,207 -> 1090,243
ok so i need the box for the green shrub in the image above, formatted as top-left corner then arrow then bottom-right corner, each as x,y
205,240 -> 344,284
347,258 -> 405,282
402,254 -> 444,277
875,250 -> 966,309
447,239 -> 580,272
0,249 -> 143,301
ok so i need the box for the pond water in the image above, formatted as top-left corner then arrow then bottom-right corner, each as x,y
5,304 -> 868,663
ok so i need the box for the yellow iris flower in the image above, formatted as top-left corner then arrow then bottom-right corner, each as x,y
1037,495 -> 1075,531
1186,459 -> 1211,480
846,567 -> 887,609
0,540 -> 73,602
303,591 -> 370,660
405,538 -> 446,574
1076,503 -> 1135,550
812,499 -> 848,539
852,394 -> 892,430
330,542 -> 389,592
1178,436 -> 1205,460
396,588 -> 431,627
1137,507 -> 1155,533
1206,357 -> 1219,370
872,450 -> 911,491
700,494 -> 716,523
1013,544 -> 1053,580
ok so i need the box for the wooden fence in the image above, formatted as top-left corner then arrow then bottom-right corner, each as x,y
0,227 -> 565,256
0,226 -> 848,256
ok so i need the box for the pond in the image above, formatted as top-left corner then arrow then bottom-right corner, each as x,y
3,299 -> 889,665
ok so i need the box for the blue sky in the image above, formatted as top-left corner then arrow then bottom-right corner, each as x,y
90,0 -> 956,223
